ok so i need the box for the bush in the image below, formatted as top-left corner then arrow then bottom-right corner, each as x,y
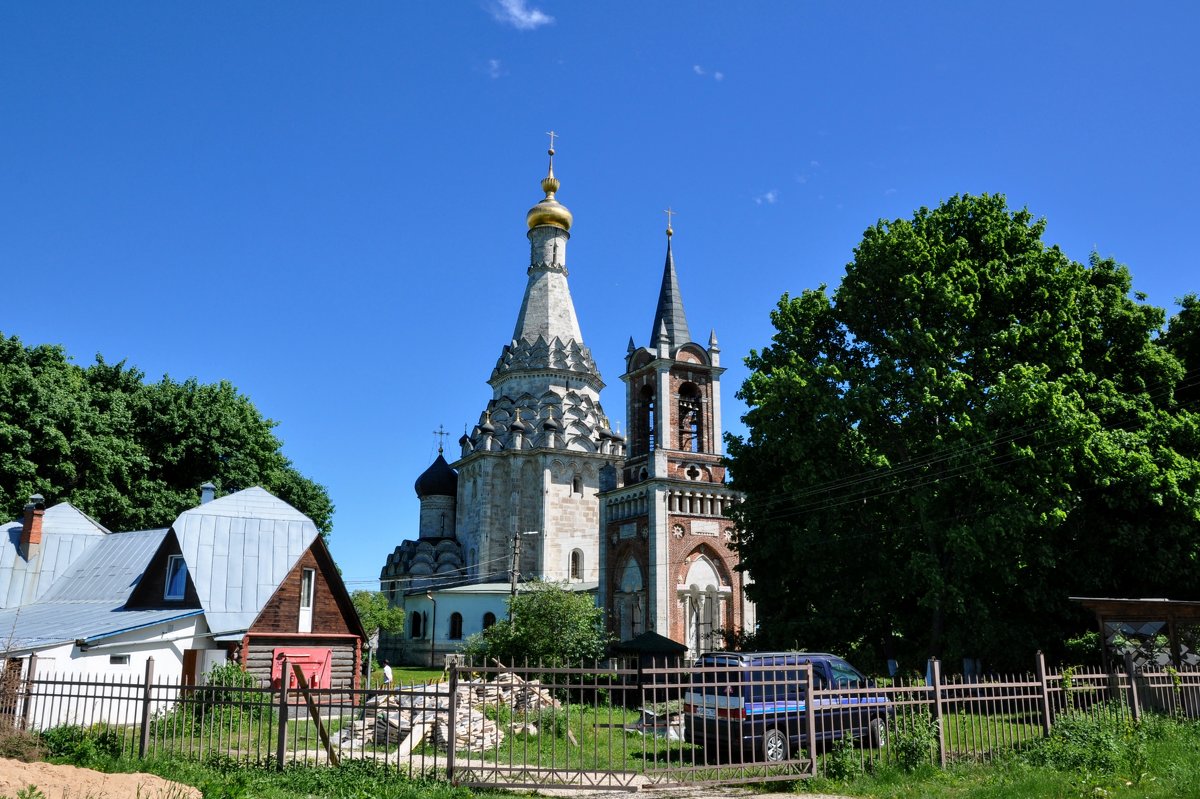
150,661 -> 271,737
888,711 -> 938,772
822,734 -> 862,781
1024,706 -> 1143,776
39,724 -> 122,768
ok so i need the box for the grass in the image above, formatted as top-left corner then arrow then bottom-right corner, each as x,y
798,714 -> 1200,798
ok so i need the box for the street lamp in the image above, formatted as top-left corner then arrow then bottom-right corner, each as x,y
426,590 -> 437,669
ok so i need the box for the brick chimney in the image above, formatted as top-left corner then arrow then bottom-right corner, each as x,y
20,494 -> 45,560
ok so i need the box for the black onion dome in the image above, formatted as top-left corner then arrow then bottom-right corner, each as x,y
414,452 -> 458,498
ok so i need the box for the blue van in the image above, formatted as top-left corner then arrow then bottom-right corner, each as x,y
682,651 -> 890,762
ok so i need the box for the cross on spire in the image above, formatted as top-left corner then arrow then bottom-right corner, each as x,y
545,130 -> 558,152
432,424 -> 448,452
664,206 -> 677,236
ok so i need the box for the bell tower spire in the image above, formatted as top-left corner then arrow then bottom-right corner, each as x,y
650,208 -> 691,351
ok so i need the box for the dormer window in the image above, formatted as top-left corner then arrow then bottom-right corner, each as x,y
165,555 -> 188,600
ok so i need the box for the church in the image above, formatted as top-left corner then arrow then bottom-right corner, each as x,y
380,143 -> 754,666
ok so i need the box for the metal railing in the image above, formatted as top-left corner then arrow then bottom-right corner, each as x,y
3,652 -> 1199,789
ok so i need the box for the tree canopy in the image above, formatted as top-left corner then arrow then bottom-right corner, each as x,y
0,335 -> 333,534
462,581 -> 612,666
727,194 -> 1200,671
351,590 -> 406,651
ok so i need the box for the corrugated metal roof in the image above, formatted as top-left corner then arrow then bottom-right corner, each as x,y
41,529 -> 168,602
0,527 -> 186,653
0,602 -> 201,652
172,487 -> 318,636
0,503 -> 109,609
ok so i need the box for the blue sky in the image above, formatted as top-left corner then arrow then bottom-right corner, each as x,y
2,2 -> 1196,590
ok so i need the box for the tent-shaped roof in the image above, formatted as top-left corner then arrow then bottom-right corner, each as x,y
610,630 -> 689,656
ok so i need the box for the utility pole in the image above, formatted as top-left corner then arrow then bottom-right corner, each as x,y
509,530 -> 539,622
509,531 -> 522,620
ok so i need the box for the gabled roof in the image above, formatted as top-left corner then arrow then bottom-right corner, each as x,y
0,503 -> 109,609
0,528 -> 200,653
171,487 -> 320,637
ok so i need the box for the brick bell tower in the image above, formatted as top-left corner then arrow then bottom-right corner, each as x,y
598,217 -> 753,657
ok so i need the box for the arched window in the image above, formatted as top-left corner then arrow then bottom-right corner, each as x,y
483,612 -> 496,629
569,549 -> 584,581
678,382 -> 702,453
411,612 -> 424,639
572,474 -> 583,495
639,385 -> 656,455
449,612 -> 463,640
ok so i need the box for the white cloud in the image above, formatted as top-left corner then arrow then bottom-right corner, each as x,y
884,187 -> 897,196
754,190 -> 779,205
693,64 -> 706,75
489,0 -> 553,30
714,71 -> 724,81
693,64 -> 724,81
487,58 -> 504,79
810,160 -> 821,168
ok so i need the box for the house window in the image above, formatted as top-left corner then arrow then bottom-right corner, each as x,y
569,549 -> 584,581
300,569 -> 315,609
109,654 -> 130,666
572,474 -> 583,496
411,612 -> 424,639
298,568 -> 315,633
165,555 -> 188,600
483,612 -> 496,629
449,613 -> 463,640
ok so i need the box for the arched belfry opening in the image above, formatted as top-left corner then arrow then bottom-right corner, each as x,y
678,381 -> 702,453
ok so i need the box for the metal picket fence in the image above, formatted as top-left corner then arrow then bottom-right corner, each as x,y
4,652 -> 1199,790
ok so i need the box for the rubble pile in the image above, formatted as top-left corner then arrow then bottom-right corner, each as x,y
337,671 -> 562,754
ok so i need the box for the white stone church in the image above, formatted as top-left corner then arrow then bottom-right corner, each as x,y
380,145 -> 753,666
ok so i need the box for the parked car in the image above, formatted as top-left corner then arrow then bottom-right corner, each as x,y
682,651 -> 890,762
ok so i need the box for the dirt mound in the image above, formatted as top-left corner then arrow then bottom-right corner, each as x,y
0,758 -> 201,799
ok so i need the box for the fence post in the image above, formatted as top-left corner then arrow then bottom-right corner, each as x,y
1035,651 -> 1053,736
929,658 -> 946,767
275,658 -> 290,771
138,657 -> 155,758
803,662 -> 817,776
19,654 -> 37,731
1123,652 -> 1141,723
447,659 -> 458,783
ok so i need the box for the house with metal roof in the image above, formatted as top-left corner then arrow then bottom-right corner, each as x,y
0,486 -> 364,705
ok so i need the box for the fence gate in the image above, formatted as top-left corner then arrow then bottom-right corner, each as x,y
449,660 -> 642,791
639,659 -> 816,786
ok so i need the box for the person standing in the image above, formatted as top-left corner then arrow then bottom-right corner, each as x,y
381,660 -> 393,689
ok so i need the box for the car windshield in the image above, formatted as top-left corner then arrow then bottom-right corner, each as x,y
829,658 -> 865,687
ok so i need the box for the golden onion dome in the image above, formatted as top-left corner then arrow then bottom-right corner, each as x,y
526,147 -> 573,231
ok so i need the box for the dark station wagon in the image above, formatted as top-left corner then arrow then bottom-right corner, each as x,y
683,651 -> 891,762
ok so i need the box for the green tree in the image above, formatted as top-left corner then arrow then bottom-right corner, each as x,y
727,194 -> 1200,670
351,590 -> 406,661
462,581 -> 612,666
0,334 -> 333,535
1162,294 -> 1200,409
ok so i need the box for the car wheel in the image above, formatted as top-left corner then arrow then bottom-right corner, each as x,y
763,728 -> 788,762
869,718 -> 887,749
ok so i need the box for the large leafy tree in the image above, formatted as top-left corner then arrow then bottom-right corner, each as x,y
727,195 -> 1200,671
0,335 -> 333,534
